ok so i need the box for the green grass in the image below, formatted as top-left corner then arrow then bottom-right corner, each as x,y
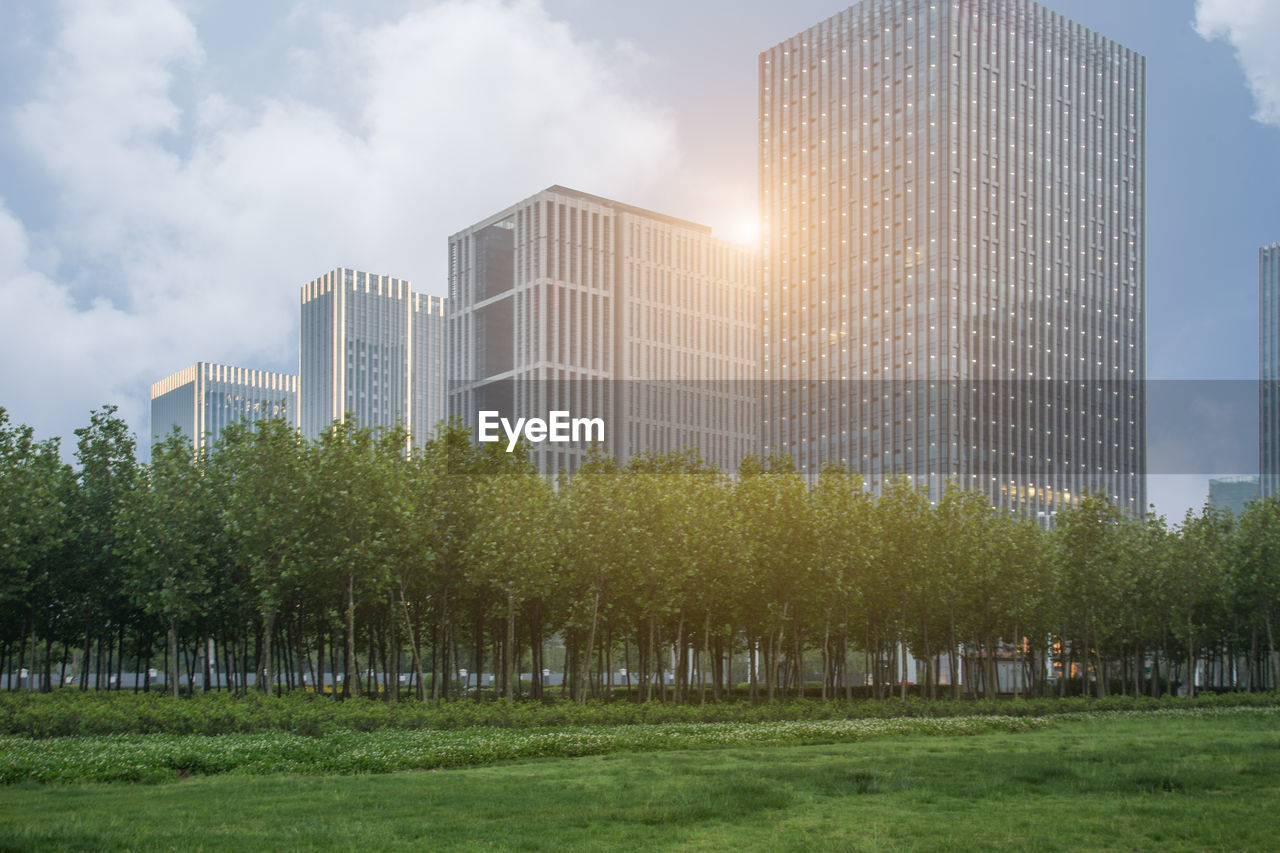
1,710 -> 1278,851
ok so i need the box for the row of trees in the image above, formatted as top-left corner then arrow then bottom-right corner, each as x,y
3,405 -> 1280,703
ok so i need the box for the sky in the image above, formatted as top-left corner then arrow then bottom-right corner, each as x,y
1,0 -> 1278,520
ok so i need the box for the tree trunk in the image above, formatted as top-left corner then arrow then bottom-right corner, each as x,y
505,592 -> 516,702
472,619 -> 483,702
577,590 -> 600,704
27,617 -> 37,693
316,626 -> 326,698
821,617 -> 831,701
646,614 -> 657,703
1186,613 -> 1196,699
261,612 -> 276,696
344,572 -> 357,700
1266,612 -> 1279,691
399,588 -> 427,701
168,623 -> 179,699
901,641 -> 909,701
673,613 -> 685,705
706,612 -> 716,701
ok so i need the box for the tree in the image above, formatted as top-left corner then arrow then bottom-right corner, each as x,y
467,458 -> 557,701
70,406 -> 139,691
732,455 -> 813,701
216,417 -> 310,695
1237,497 -> 1280,689
1172,504 -> 1235,697
0,409 -> 72,691
560,450 -> 631,701
876,477 -> 934,699
123,431 -> 215,696
810,465 -> 871,700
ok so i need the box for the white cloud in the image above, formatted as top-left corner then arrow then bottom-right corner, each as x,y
0,0 -> 678,446
1196,0 -> 1280,127
0,198 -> 150,447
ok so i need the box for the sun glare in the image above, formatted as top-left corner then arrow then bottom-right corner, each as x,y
734,217 -> 761,247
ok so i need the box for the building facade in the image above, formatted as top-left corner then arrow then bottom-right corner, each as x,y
448,185 -> 758,476
760,0 -> 1145,516
150,362 -> 298,452
299,268 -> 446,446
1262,244 -> 1280,499
1209,475 -> 1259,517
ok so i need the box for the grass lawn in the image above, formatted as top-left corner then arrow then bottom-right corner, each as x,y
1,710 -> 1276,851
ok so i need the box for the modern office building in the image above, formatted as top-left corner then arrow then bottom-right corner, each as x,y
448,185 -> 758,476
150,362 -> 298,452
1209,475 -> 1259,517
1262,243 -> 1280,499
299,268 -> 446,446
760,0 -> 1145,515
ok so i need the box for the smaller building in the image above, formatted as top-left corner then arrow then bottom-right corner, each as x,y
1208,475 -> 1260,517
299,268 -> 447,446
150,362 -> 298,452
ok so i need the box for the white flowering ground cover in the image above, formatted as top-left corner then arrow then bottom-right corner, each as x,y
0,714 -> 1059,784
5,706 -> 1276,785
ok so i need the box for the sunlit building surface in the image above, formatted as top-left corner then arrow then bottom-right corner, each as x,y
448,185 -> 758,476
1263,244 -> 1280,499
760,0 -> 1146,515
150,362 -> 297,452
300,268 -> 446,445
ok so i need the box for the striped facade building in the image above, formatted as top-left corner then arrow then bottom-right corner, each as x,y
448,185 -> 758,476
760,0 -> 1146,516
300,267 -> 447,446
150,362 -> 298,452
1262,244 -> 1280,499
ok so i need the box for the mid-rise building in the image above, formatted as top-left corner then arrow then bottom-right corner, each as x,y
760,0 -> 1146,515
448,185 -> 758,476
150,362 -> 297,452
299,268 -> 446,445
1209,475 -> 1259,517
1261,244 -> 1280,499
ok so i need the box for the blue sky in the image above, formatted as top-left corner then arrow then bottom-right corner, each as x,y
0,0 -> 1277,519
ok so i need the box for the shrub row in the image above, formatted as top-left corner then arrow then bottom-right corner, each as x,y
1,689 -> 1277,738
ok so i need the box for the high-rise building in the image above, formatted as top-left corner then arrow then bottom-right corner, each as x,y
760,0 -> 1145,515
299,268 -> 446,445
1261,244 -> 1280,500
448,185 -> 758,476
150,362 -> 298,452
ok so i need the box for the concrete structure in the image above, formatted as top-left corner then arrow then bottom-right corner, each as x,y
1262,244 -> 1280,499
299,268 -> 446,446
150,362 -> 297,452
760,0 -> 1146,516
448,185 -> 758,476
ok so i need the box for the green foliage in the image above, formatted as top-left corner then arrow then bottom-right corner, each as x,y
5,403 -> 1280,708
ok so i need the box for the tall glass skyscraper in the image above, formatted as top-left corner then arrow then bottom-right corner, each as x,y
150,362 -> 297,452
448,185 -> 758,476
761,0 -> 1145,515
1261,243 -> 1280,499
300,268 -> 446,445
